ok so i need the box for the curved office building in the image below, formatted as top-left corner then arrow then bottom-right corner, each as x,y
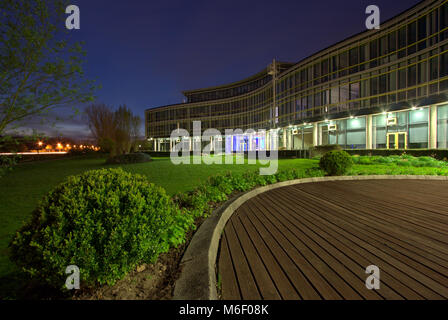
146,0 -> 448,152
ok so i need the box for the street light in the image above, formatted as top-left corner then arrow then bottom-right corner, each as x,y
37,141 -> 43,154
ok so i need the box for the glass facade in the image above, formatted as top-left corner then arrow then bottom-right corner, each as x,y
146,1 -> 448,152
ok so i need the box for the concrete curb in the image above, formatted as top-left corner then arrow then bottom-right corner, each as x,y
172,175 -> 448,300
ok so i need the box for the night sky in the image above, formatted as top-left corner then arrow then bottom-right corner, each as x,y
26,0 -> 421,139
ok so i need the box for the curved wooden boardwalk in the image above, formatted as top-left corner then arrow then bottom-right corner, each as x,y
218,180 -> 448,300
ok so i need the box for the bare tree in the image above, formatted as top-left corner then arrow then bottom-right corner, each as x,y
85,104 -> 116,154
130,114 -> 142,152
85,104 -> 141,156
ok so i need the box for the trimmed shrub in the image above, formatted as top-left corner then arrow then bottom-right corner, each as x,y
310,145 -> 342,158
106,152 -> 152,164
0,155 -> 20,178
9,168 -> 188,288
319,150 -> 353,176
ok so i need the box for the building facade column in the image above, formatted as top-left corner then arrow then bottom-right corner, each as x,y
313,123 -> 319,147
287,129 -> 293,150
366,115 -> 373,150
266,131 -> 270,150
430,105 -> 438,149
283,129 -> 287,149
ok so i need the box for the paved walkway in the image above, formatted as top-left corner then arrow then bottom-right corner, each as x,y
218,180 -> 448,300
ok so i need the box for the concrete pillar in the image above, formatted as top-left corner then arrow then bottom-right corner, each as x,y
154,139 -> 157,152
313,123 -> 319,147
266,131 -> 270,150
430,105 -> 438,149
189,138 -> 192,152
366,115 -> 373,150
287,129 -> 292,150
282,128 -> 288,149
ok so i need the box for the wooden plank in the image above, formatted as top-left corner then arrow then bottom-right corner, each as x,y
218,231 -> 241,300
218,180 -> 448,300
259,191 -> 385,300
224,219 -> 261,300
290,184 -> 448,269
261,191 -> 403,300
298,181 -> 448,235
267,189 -> 425,300
240,205 -> 322,299
238,207 -> 302,300
230,215 -> 281,299
273,188 -> 446,299
246,199 -> 344,300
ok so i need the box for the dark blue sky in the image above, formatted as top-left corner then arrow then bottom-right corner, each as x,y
33,0 -> 421,139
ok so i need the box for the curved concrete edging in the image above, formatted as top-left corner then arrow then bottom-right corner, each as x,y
172,175 -> 448,300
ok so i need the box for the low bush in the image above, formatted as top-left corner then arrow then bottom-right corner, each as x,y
319,150 -> 353,176
0,155 -> 20,178
310,145 -> 342,158
10,163 -> 329,293
106,152 -> 152,165
9,168 -> 188,288
351,155 -> 446,168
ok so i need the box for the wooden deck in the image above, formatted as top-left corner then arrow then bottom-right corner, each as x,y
218,180 -> 448,300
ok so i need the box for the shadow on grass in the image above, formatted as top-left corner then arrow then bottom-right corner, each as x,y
0,271 -> 68,300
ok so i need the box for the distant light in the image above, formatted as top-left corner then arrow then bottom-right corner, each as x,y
350,116 -> 354,119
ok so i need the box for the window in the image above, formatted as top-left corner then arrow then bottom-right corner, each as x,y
408,65 -> 417,87
430,57 -> 438,80
349,48 -> 359,73
380,36 -> 388,62
418,61 -> 427,84
418,16 -> 427,51
350,82 -> 360,100
339,52 -> 348,77
441,3 -> 448,40
441,52 -> 448,77
398,27 -> 407,58
370,39 -> 378,68
347,117 -> 366,149
409,109 -> 429,148
398,68 -> 407,89
407,21 -> 417,55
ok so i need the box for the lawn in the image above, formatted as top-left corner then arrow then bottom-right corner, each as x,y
0,155 -> 316,281
1,154 -> 448,298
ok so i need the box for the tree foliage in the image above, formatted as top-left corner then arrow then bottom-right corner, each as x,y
0,0 -> 96,136
85,104 -> 141,155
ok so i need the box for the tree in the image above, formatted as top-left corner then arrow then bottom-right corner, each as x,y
0,0 -> 96,136
114,105 -> 141,155
85,104 -> 116,153
85,104 -> 141,156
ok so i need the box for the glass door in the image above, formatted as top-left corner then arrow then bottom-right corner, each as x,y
387,132 -> 407,149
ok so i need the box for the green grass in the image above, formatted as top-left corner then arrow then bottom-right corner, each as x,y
1,154 -> 448,298
0,156 -> 316,283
